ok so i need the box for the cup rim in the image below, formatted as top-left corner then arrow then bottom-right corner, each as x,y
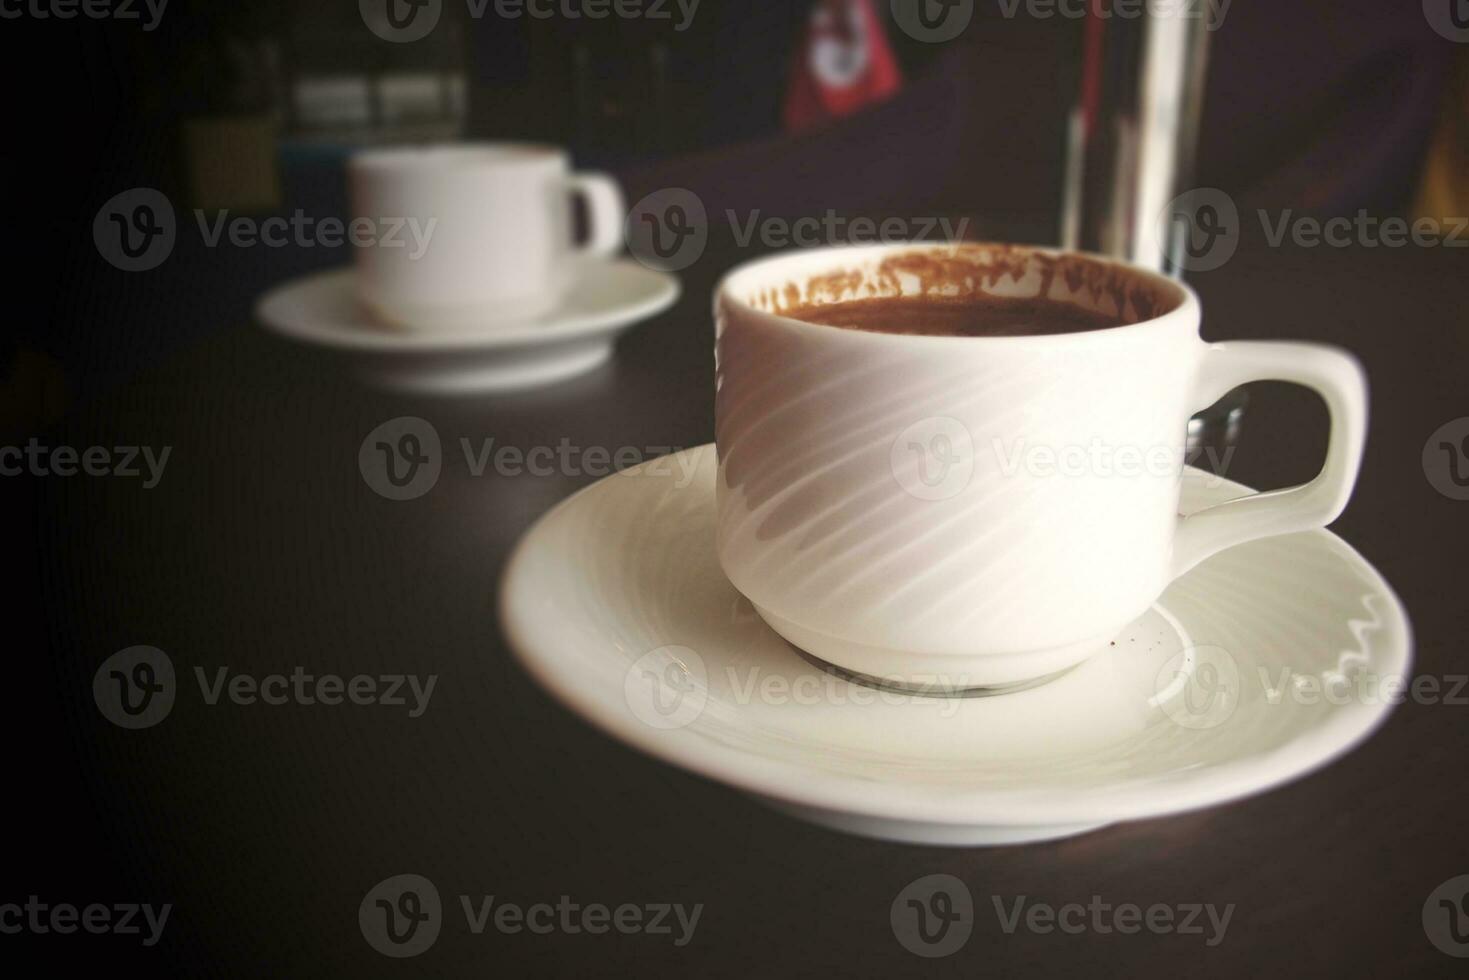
715,242 -> 1199,345
350,141 -> 569,173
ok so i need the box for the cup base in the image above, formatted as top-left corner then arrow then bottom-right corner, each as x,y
787,645 -> 1082,699
751,603 -> 1123,692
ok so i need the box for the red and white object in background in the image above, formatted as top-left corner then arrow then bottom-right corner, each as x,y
783,0 -> 904,133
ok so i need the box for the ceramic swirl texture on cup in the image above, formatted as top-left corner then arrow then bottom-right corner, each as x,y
713,245 -> 1201,678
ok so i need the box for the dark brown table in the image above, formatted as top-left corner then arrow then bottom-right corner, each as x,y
15,238 -> 1469,977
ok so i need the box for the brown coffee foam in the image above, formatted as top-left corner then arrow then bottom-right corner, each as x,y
748,244 -> 1166,324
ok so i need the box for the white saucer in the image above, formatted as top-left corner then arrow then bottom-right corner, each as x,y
500,446 -> 1412,846
255,260 -> 679,394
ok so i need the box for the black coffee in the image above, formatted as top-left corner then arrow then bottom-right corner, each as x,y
784,294 -> 1124,338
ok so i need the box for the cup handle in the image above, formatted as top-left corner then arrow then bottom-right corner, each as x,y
567,172 -> 626,259
1171,341 -> 1368,578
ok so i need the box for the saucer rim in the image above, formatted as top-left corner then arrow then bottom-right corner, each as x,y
500,447 -> 1414,829
254,260 -> 680,353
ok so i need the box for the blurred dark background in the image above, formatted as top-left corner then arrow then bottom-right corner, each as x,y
3,0 -> 1461,428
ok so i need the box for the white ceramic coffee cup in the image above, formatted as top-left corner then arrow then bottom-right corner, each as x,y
714,243 -> 1367,690
348,142 -> 624,329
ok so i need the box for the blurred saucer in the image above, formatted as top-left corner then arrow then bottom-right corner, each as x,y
501,446 -> 1411,847
255,260 -> 679,395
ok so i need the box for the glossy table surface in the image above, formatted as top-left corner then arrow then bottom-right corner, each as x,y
14,239 -> 1469,976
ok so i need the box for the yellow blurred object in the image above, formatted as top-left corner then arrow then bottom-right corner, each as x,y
1415,53 -> 1469,222
0,347 -> 67,438
183,115 -> 282,213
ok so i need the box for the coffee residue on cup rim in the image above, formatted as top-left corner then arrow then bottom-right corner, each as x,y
747,244 -> 1169,324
